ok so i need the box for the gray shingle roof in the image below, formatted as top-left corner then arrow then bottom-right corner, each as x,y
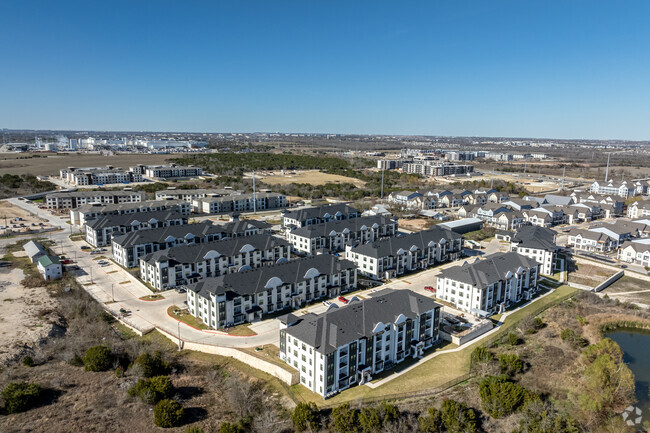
290,216 -> 395,238
142,234 -> 289,265
511,226 -> 556,251
85,210 -> 186,230
349,226 -> 461,258
437,252 -> 539,289
286,289 -> 439,354
282,204 -> 359,222
187,255 -> 356,299
75,199 -> 186,214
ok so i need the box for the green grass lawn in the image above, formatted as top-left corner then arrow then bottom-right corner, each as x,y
167,305 -> 210,330
295,285 -> 578,406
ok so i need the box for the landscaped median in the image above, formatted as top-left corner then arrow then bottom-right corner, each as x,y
291,285 -> 578,406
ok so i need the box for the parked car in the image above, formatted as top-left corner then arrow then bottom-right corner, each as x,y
61,259 -> 73,264
338,296 -> 348,304
424,286 -> 436,293
81,246 -> 90,250
322,301 -> 332,307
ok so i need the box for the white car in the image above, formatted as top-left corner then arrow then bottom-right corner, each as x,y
322,301 -> 332,307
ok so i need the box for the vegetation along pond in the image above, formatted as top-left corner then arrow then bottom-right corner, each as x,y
606,328 -> 650,424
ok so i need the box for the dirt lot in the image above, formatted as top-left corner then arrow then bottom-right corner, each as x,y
601,276 -> 650,306
568,262 -> 618,287
0,201 -> 55,235
0,263 -> 59,366
398,218 -> 432,232
0,153 -> 173,176
254,169 -> 366,187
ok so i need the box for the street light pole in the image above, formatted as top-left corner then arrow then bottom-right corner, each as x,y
111,283 -> 114,302
177,321 -> 181,351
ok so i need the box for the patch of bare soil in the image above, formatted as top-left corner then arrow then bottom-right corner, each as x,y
0,266 -> 60,366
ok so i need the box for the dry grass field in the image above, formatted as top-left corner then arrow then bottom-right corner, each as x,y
0,153 -> 173,176
255,169 -> 366,187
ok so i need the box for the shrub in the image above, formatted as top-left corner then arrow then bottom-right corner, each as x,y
439,399 -> 478,433
498,353 -> 524,376
560,329 -> 588,348
185,426 -> 204,433
507,332 -> 520,346
479,376 -> 530,418
331,403 -> 358,433
1,382 -> 43,414
22,356 -> 35,367
358,407 -> 381,433
380,401 -> 399,424
69,354 -> 84,367
418,407 -> 441,432
83,345 -> 113,372
516,400 -> 579,433
577,315 -> 588,326
291,402 -> 319,431
133,351 -> 171,378
115,366 -> 124,378
128,376 -> 175,405
153,399 -> 184,428
219,422 -> 244,433
471,346 -> 494,364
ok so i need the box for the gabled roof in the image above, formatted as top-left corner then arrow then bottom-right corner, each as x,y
75,199 -> 186,214
290,216 -> 395,238
142,234 -> 289,265
285,289 -> 439,354
37,254 -> 60,267
511,226 -> 556,251
350,226 -> 461,258
85,210 -> 185,230
437,252 -> 539,289
282,204 -> 359,222
187,255 -> 356,300
23,240 -> 46,259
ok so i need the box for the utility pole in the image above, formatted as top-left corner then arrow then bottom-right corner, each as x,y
252,170 -> 256,214
111,283 -> 114,302
177,321 -> 182,351
561,166 -> 566,190
380,165 -> 385,199
604,153 -> 610,182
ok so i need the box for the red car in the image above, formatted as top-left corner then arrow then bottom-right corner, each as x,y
61,259 -> 73,264
424,286 -> 436,293
338,296 -> 349,304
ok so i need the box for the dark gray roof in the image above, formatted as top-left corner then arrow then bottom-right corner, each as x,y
437,252 -> 539,289
286,289 -> 439,354
511,226 -> 556,251
187,255 -> 356,299
47,190 -> 144,199
195,192 -> 284,203
142,234 -> 289,265
75,199 -> 186,214
85,210 -> 186,230
112,221 -> 233,248
290,216 -> 395,238
283,204 -> 359,222
350,227 -> 461,258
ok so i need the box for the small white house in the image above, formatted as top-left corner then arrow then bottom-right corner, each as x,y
36,255 -> 62,280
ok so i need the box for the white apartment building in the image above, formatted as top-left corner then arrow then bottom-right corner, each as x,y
59,166 -> 143,186
140,234 -> 290,290
590,180 -> 636,198
627,200 -> 650,219
345,227 -> 463,280
186,255 -> 358,328
193,192 -> 286,214
436,252 -> 540,316
567,228 -> 616,253
509,226 -> 560,275
84,210 -> 187,247
617,240 -> 650,267
279,289 -> 440,398
155,188 -> 241,202
70,199 -> 190,226
282,204 -> 360,229
288,216 -> 398,255
46,191 -> 144,209
144,165 -> 203,179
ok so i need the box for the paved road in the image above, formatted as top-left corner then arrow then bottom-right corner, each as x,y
6,197 -> 278,349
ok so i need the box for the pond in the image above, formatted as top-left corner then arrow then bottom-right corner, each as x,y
606,328 -> 650,424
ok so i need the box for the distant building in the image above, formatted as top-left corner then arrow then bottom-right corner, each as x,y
590,180 -> 636,198
59,166 -> 143,186
282,204 -> 360,229
84,210 -> 187,247
509,226 -> 561,275
46,191 -> 144,209
36,255 -> 62,280
144,165 -> 203,179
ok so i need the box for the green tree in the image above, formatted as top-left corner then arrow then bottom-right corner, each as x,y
154,399 -> 185,428
133,351 -> 171,377
418,407 -> 442,433
331,403 -> 358,433
439,399 -> 478,433
291,402 -> 319,431
380,401 -> 400,424
1,382 -> 43,414
358,407 -> 381,433
498,353 -> 524,376
515,400 -> 580,433
128,376 -> 175,405
219,422 -> 244,433
478,376 -> 529,419
471,346 -> 494,364
507,332 -> 520,346
83,345 -> 113,372
185,427 -> 204,433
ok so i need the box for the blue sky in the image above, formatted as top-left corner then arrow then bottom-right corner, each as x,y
1,1 -> 649,140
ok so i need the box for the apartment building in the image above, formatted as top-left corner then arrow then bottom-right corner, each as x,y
387,191 -> 422,208
627,200 -> 650,219
567,228 -> 616,252
112,219 -> 270,268
186,255 -> 357,328
70,199 -> 190,226
155,188 -> 241,202
140,234 -> 290,290
288,216 -> 398,255
402,161 -> 474,177
84,210 -> 187,248
436,252 -> 540,316
46,191 -> 144,209
345,227 -> 463,280
617,240 -> 650,267
509,226 -> 560,275
282,204 -> 360,229
144,165 -> 203,179
280,289 -> 440,398
59,166 -> 143,186
590,180 -> 636,198
193,192 -> 286,214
